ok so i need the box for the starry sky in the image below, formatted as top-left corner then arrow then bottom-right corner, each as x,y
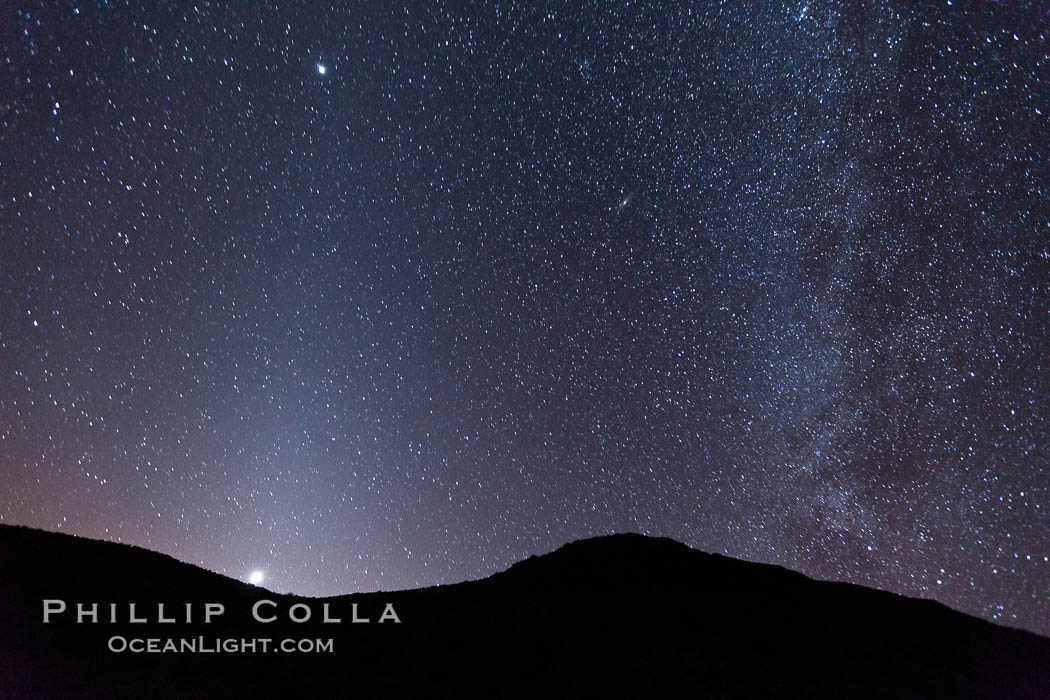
2,1 -> 1048,635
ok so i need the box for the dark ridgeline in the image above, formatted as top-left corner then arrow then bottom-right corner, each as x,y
1,524 -> 1047,699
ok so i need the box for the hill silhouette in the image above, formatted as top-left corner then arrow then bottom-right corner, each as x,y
1,524 -> 1047,698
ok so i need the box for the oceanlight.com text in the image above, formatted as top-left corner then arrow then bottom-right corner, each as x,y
107,636 -> 334,653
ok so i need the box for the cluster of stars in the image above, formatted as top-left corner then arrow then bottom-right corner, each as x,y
0,1 -> 1046,635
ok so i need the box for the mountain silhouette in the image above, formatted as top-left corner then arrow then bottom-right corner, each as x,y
1,524 -> 1047,698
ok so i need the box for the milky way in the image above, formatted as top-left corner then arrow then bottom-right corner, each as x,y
2,1 -> 1047,634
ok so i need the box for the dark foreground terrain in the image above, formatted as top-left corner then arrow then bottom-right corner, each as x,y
0,524 -> 1047,698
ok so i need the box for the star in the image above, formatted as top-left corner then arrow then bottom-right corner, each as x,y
316,63 -> 326,75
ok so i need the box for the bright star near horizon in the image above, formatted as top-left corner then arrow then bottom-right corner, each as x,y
316,63 -> 326,75
249,570 -> 264,585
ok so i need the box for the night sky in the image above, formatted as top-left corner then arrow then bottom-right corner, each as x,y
2,1 -> 1048,635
